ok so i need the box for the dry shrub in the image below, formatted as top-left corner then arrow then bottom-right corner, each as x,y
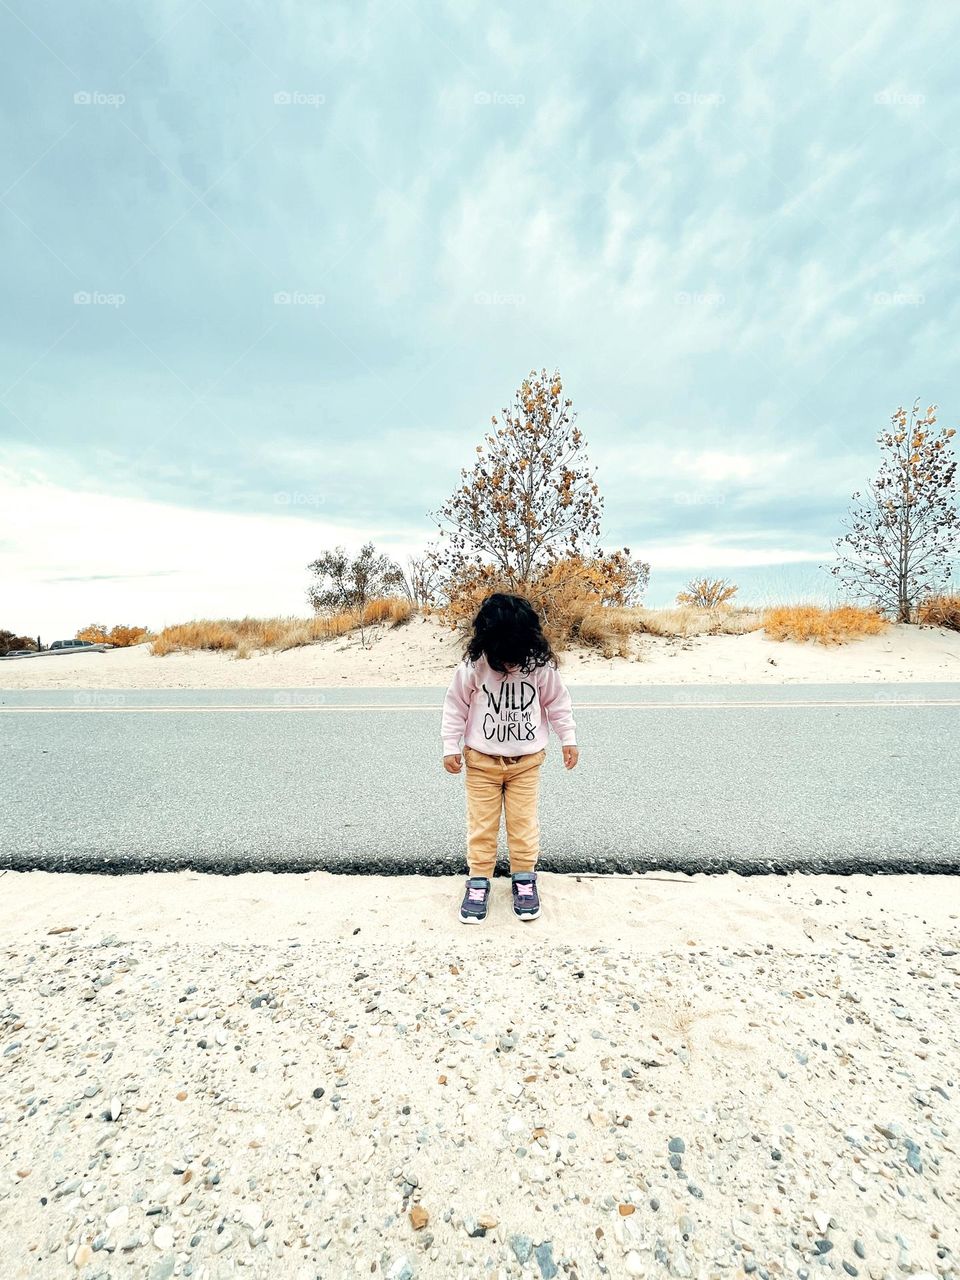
107,624 -> 151,647
441,553 -> 645,653
676,577 -> 739,608
440,556 -> 765,656
76,624 -> 109,644
917,594 -> 960,630
762,603 -> 889,645
150,600 -> 410,657
76,623 -> 151,647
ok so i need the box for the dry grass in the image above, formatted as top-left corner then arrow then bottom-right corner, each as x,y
577,608 -> 639,658
917,594 -> 960,631
150,599 -> 413,657
569,603 -> 762,656
361,597 -> 413,627
441,554 -> 644,655
633,605 -> 762,639
762,604 -> 889,645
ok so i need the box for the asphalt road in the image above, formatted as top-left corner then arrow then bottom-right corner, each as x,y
2,685 -> 959,875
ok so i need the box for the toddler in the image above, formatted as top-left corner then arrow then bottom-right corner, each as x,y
441,592 -> 578,924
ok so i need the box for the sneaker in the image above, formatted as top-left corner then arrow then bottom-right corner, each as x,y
511,871 -> 541,921
459,876 -> 491,925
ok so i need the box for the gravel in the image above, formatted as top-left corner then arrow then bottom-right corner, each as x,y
1,910 -> 958,1277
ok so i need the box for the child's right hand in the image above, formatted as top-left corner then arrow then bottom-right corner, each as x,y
443,753 -> 463,774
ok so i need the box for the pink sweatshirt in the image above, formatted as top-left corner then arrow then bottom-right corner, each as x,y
441,655 -> 577,756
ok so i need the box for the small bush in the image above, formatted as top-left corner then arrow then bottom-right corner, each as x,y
108,625 -> 151,647
76,623 -> 151,647
917,594 -> 960,631
441,552 -> 648,652
676,577 -> 739,608
762,604 -> 889,645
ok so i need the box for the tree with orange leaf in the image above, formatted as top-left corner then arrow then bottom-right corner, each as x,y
830,401 -> 957,622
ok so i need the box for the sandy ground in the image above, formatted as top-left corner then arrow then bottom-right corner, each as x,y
1,870 -> 957,1279
2,616 -> 960,689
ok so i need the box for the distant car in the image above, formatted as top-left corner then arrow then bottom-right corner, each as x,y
48,640 -> 114,653
2,649 -> 37,657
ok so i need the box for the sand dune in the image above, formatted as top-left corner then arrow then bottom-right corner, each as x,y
2,615 -> 959,689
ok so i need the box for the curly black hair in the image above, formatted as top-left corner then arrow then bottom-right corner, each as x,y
464,592 -> 558,675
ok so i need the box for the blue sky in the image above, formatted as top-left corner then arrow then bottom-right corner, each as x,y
2,1 -> 958,636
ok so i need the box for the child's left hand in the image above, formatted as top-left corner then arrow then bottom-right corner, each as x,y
562,745 -> 579,770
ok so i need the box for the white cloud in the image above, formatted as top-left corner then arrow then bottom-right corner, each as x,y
0,467 -> 421,639
640,537 -> 829,571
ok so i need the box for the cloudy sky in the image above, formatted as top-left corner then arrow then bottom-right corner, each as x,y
2,1 -> 958,638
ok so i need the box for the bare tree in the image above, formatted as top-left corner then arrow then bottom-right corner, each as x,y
430,368 -> 603,586
830,401 -> 958,621
306,542 -> 405,647
398,554 -> 439,609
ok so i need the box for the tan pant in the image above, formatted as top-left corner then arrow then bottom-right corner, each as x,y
463,744 -> 546,878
